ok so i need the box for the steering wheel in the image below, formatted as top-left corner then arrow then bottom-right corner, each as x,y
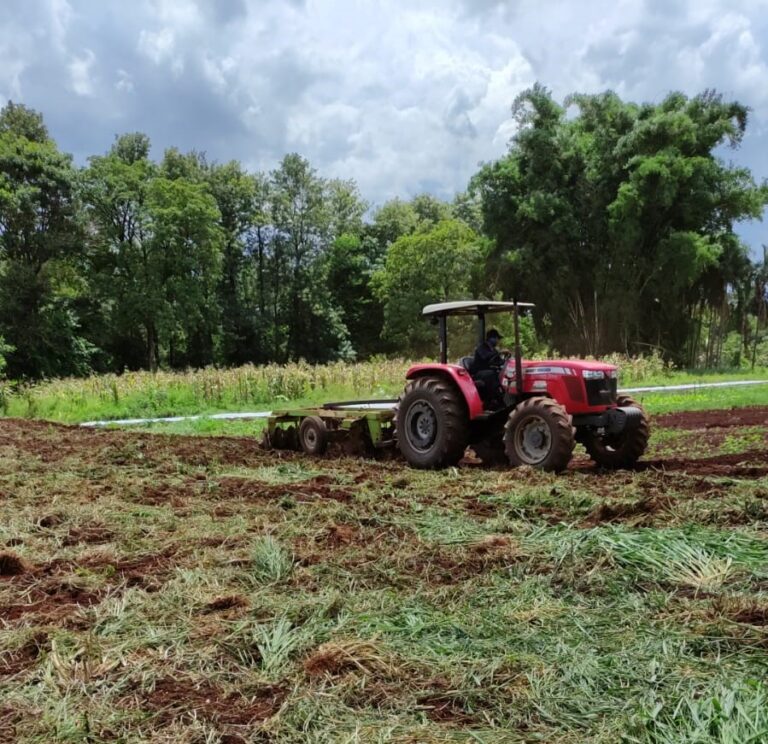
490,350 -> 511,371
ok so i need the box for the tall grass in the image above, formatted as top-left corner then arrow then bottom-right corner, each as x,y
2,354 -> 764,424
0,359 -> 413,422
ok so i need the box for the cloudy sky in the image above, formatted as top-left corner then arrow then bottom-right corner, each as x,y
1,0 -> 767,249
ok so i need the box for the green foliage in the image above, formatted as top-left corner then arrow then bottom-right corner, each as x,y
472,85 -> 768,364
0,101 -> 48,142
373,219 -> 486,354
82,135 -> 224,371
0,335 -> 11,385
1,90 -> 767,381
6,408 -> 768,740
0,102 -> 90,378
326,234 -> 385,358
630,681 -> 768,744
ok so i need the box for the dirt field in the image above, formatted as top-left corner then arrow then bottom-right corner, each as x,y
2,408 -> 768,742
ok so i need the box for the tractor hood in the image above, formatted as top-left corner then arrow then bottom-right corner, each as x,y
522,360 -> 618,375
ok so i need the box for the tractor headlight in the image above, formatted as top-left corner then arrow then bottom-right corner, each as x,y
582,370 -> 604,380
608,370 -> 618,379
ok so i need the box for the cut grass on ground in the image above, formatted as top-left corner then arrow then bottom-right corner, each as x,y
1,411 -> 768,741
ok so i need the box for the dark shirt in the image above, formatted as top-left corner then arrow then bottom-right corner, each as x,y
473,341 -> 502,373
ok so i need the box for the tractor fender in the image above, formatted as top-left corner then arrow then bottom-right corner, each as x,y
405,364 -> 485,420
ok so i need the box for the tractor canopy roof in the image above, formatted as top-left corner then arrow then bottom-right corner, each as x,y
422,300 -> 535,317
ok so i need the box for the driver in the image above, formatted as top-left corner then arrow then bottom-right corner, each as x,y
473,329 -> 504,405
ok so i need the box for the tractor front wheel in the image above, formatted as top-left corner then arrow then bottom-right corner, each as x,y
583,395 -> 650,469
396,376 -> 469,468
504,397 -> 575,472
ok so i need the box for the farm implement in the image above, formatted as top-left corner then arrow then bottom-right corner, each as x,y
263,401 -> 397,457
264,300 -> 650,472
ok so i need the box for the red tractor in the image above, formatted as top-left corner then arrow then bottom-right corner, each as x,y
395,301 -> 649,471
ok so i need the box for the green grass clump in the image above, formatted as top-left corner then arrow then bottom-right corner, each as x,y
629,680 -> 768,743
250,535 -> 294,583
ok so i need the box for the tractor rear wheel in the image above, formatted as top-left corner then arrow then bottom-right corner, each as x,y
583,395 -> 649,469
396,376 -> 469,468
504,397 -> 575,472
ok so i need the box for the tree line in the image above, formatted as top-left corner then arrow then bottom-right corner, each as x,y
0,86 -> 766,380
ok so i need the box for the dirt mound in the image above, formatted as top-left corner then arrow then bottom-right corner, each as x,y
0,632 -> 49,678
637,449 -> 768,477
202,595 -> 249,614
134,677 -> 286,726
3,583 -> 104,622
304,639 -> 388,678
0,551 -> 31,576
417,678 -> 480,725
403,539 -> 522,584
586,495 -> 673,525
318,523 -> 360,547
654,405 -> 768,430
63,524 -> 115,546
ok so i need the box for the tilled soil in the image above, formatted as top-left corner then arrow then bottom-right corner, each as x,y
0,406 -> 767,740
654,405 -> 768,430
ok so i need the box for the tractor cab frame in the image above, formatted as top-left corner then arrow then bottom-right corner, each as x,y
423,299 -> 533,405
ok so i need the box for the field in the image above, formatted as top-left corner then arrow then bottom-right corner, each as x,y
2,399 -> 768,742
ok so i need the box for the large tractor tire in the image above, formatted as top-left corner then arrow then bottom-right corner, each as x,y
504,397 -> 575,472
395,376 -> 469,469
583,395 -> 650,469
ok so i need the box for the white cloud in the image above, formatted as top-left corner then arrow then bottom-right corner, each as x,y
0,59 -> 25,101
115,69 -> 134,93
2,0 -> 767,249
68,48 -> 95,96
48,0 -> 73,52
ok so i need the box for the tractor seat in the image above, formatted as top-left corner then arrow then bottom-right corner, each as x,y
458,356 -> 475,373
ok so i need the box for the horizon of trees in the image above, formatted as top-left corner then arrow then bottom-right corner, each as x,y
0,86 -> 767,381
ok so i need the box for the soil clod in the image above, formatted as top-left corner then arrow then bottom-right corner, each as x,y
0,551 -> 31,576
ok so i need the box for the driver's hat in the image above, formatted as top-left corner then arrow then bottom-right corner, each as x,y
487,328 -> 503,340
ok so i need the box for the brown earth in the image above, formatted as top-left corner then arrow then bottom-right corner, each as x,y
654,405 -> 768,430
126,677 -> 287,727
1,547 -> 179,622
0,406 -> 765,627
0,408 -> 767,737
635,449 -> 768,477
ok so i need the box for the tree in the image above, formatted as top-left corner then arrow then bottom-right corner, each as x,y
368,198 -> 420,251
0,101 -> 48,142
472,85 -> 767,362
147,176 -> 223,367
0,102 -> 91,378
83,134 -> 223,370
373,219 -> 485,355
268,154 -> 361,362
204,160 -> 259,365
326,233 -> 385,358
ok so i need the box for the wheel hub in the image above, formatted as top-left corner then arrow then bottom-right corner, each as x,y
405,401 -> 438,452
514,415 -> 552,464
